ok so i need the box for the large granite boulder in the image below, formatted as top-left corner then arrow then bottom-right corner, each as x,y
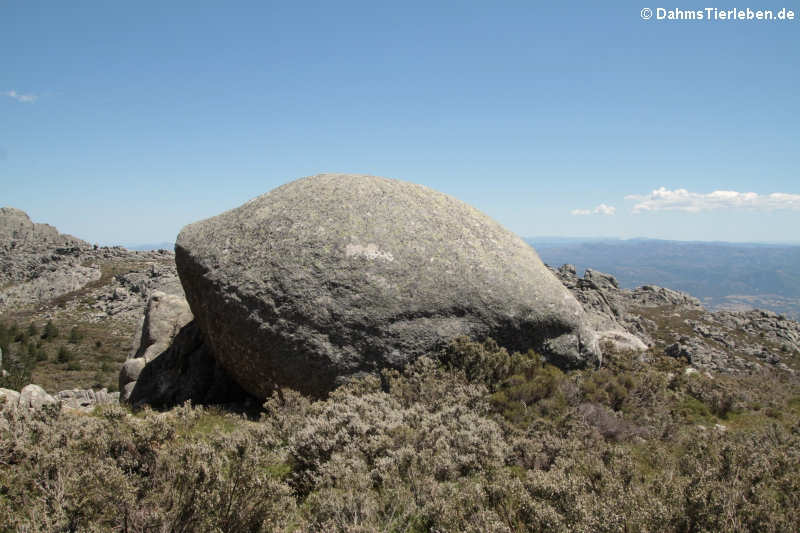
176,173 -> 602,398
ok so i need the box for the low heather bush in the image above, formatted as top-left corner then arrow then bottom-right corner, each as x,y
1,339 -> 798,531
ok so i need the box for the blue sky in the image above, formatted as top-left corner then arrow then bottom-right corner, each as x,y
2,1 -> 798,245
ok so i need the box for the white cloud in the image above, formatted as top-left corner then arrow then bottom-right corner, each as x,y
571,203 -> 616,216
3,90 -> 37,103
626,187 -> 800,213
594,203 -> 616,215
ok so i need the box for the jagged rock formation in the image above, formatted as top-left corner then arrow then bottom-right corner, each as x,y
176,173 -> 603,398
0,207 -> 98,308
0,207 -> 88,253
553,265 -> 648,353
56,388 -> 119,412
1,207 -> 184,328
552,264 -> 799,374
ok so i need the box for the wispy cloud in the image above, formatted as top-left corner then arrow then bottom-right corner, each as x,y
626,187 -> 800,213
3,90 -> 37,103
571,203 -> 616,216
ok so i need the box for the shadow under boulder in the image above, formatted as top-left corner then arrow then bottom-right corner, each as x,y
128,320 -> 252,409
120,290 -> 254,409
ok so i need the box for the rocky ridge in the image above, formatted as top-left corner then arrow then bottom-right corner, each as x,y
552,264 -> 799,375
1,203 -> 182,314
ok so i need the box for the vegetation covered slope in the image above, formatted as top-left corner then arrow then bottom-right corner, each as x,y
0,252 -> 180,393
2,339 -> 798,532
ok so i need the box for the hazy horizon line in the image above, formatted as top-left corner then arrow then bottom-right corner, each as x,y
106,236 -> 800,251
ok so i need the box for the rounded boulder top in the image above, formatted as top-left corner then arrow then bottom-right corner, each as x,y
176,173 -> 600,398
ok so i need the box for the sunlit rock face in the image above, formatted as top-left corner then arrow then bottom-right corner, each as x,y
176,173 -> 601,398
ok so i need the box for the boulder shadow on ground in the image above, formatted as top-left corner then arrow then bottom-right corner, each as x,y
128,320 -> 254,410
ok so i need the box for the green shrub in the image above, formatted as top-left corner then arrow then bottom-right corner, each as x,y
0,346 -> 33,390
489,364 -> 569,426
41,320 -> 59,340
439,337 -> 514,388
68,327 -> 82,344
56,345 -> 72,364
13,329 -> 27,343
580,368 -> 635,412
24,341 -> 47,362
677,395 -> 714,424
0,321 -> 9,344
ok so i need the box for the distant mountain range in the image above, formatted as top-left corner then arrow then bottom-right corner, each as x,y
124,242 -> 175,251
527,237 -> 800,319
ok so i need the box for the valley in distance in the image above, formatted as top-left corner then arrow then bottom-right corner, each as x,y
530,236 -> 800,320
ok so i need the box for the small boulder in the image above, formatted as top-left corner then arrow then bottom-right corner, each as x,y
120,357 -> 146,386
131,291 -> 194,363
18,384 -> 58,410
0,387 -> 20,407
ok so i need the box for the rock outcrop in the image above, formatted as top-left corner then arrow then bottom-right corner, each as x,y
0,207 -> 95,307
56,388 -> 119,412
176,173 -> 602,398
1,206 -> 183,317
121,291 -> 251,408
0,385 -> 119,413
552,264 -> 799,374
120,291 -> 195,400
0,207 -> 87,252
554,265 -> 648,353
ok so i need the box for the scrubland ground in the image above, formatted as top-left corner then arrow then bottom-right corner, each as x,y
0,317 -> 133,393
2,338 -> 799,532
0,255 -> 176,393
